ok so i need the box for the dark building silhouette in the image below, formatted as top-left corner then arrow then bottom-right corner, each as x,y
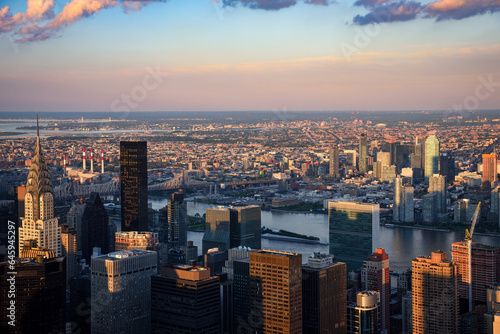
151,264 -> 221,334
302,253 -> 347,334
440,153 -> 455,183
202,205 -> 261,254
233,257 -> 251,333
204,248 -> 228,275
69,274 -> 91,334
120,141 -> 148,231
164,192 -> 188,249
81,193 -> 109,262
0,256 -> 66,334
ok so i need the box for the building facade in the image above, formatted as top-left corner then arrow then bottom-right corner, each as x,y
120,141 -> 148,231
302,253 -> 347,334
451,241 -> 500,305
151,264 -> 221,334
347,291 -> 380,334
249,249 -> 302,334
329,201 -> 380,271
482,153 -> 499,189
202,205 -> 261,254
424,134 -> 440,180
362,248 -> 390,334
81,192 -> 109,262
91,250 -> 157,334
412,250 -> 459,334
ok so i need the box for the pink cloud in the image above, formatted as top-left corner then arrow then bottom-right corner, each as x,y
0,0 -> 54,33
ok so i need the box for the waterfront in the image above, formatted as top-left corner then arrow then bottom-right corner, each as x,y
150,198 -> 500,271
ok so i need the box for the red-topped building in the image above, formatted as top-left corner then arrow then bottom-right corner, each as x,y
362,248 -> 390,334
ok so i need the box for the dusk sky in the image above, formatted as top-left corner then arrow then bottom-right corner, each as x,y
0,0 -> 499,112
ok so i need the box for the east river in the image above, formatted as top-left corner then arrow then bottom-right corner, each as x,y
149,198 -> 500,271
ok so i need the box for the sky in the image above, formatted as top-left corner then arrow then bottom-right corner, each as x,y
0,0 -> 499,112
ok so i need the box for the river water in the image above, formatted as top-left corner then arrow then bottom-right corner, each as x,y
149,198 -> 500,271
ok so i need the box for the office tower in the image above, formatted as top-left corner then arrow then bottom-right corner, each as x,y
377,151 -> 391,168
429,174 -> 447,214
329,201 -> 380,271
382,165 -> 396,182
483,153 -> 499,189
302,253 -> 347,334
120,141 -> 148,231
115,231 -> 159,251
166,192 -> 188,249
222,246 -> 250,280
219,272 -> 234,334
359,133 -> 368,173
440,153 -> 455,181
204,248 -> 228,275
393,176 -> 403,222
347,291 -> 380,334
362,248 -> 390,334
202,205 -> 261,254
18,116 -> 61,256
61,224 -> 78,283
451,241 -> 500,305
330,143 -> 340,178
422,193 -> 437,224
0,256 -> 65,333
108,219 -> 116,252
81,192 -> 109,263
424,134 -> 440,180
66,199 -> 86,253
91,250 -> 157,334
402,292 -> 413,334
180,240 -> 199,264
345,150 -> 357,169
412,142 -> 423,169
151,264 -> 220,334
455,199 -> 470,223
234,257 -> 251,333
412,250 -> 459,334
69,274 -> 91,334
249,250 -> 302,334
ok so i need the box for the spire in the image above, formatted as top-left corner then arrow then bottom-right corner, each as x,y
36,107 -> 39,138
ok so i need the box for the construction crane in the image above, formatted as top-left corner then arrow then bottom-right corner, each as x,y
464,201 -> 481,312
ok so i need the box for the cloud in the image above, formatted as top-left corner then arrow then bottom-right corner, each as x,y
1,0 -> 165,43
221,0 -> 298,10
353,0 -> 500,24
220,0 -> 337,10
353,0 -> 422,25
0,0 -> 54,33
424,0 -> 500,20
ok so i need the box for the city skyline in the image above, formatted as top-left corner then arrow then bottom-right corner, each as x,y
0,0 -> 499,112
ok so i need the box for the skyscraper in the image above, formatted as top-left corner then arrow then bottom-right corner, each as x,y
0,255 -> 66,333
234,257 -> 251,333
451,241 -> 500,305
151,264 -> 220,333
249,249 -> 302,334
359,133 -> 368,174
61,224 -> 78,283
482,153 -> 499,189
424,134 -> 440,180
166,192 -> 188,249
330,143 -> 340,178
412,250 -> 459,334
91,250 -> 157,334
422,193 -> 437,224
120,141 -> 148,231
362,248 -> 390,334
492,186 -> 500,228
429,174 -> 447,214
18,113 -> 61,256
302,253 -> 347,334
329,201 -> 380,271
202,205 -> 261,254
347,291 -> 380,334
440,152 -> 455,182
81,192 -> 110,263
455,199 -> 470,223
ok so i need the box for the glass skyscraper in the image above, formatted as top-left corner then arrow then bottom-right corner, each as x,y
120,141 -> 148,231
328,201 -> 380,271
424,134 -> 440,181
